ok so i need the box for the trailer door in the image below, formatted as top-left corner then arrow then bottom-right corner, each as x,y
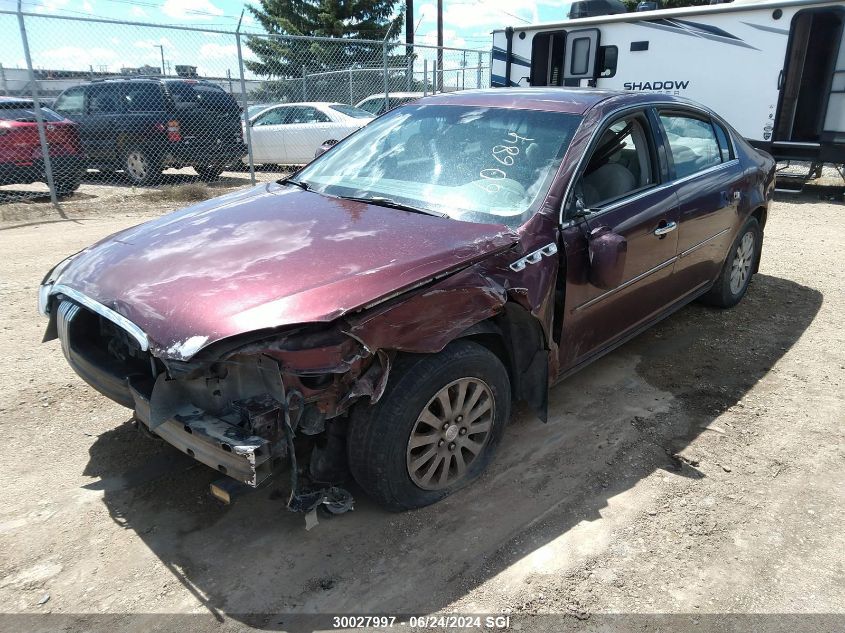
775,7 -> 845,144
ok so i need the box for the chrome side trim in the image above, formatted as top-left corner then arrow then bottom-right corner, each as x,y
573,256 -> 677,312
510,242 -> 558,272
51,284 -> 150,352
678,227 -> 731,258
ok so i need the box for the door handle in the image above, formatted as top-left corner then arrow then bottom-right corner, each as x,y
777,69 -> 784,91
654,221 -> 677,236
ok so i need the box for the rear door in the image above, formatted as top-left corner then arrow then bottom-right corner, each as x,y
655,108 -> 743,294
558,108 -> 680,370
167,82 -> 242,155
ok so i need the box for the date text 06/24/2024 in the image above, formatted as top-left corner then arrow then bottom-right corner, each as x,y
331,615 -> 512,628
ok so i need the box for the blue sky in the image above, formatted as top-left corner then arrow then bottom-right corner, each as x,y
0,0 -> 564,77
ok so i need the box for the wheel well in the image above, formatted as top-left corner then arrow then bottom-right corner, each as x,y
456,304 -> 549,421
752,206 -> 767,230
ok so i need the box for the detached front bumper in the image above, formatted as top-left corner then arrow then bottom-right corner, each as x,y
130,380 -> 274,487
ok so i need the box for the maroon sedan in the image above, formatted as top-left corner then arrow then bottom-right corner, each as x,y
39,89 -> 775,511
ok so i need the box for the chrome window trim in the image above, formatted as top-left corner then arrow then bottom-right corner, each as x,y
559,101 -> 741,227
573,256 -> 677,312
51,284 -> 150,352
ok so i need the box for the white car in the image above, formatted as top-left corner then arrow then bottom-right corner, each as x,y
356,92 -> 424,116
245,102 -> 373,165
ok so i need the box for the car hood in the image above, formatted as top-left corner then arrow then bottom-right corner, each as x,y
55,183 -> 518,359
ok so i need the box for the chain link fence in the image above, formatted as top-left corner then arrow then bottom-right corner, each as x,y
0,8 -> 491,206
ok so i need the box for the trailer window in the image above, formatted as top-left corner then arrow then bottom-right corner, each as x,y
659,113 -> 722,179
570,37 -> 591,75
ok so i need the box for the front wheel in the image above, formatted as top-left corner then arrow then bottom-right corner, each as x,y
347,340 -> 511,511
701,217 -> 761,308
194,162 -> 226,182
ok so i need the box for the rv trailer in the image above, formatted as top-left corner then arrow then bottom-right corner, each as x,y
491,0 -> 845,166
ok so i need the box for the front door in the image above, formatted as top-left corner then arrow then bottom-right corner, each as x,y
558,109 -> 680,371
249,106 -> 289,164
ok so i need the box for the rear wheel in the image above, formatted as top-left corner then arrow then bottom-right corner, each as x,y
123,148 -> 160,186
54,177 -> 81,196
347,340 -> 511,511
701,217 -> 761,308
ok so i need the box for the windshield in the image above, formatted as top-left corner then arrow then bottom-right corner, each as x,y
330,104 -> 374,119
247,103 -> 272,118
295,104 -> 581,226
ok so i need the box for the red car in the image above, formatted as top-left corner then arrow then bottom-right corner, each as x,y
0,97 -> 83,195
39,89 -> 775,512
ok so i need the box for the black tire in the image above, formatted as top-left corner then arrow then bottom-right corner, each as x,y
194,162 -> 226,182
54,177 -> 81,196
123,148 -> 160,186
347,340 -> 511,511
701,217 -> 762,308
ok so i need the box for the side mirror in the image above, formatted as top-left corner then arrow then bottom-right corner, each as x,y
314,140 -> 337,159
588,226 -> 627,289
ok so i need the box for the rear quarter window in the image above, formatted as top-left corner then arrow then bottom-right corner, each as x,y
168,82 -> 239,113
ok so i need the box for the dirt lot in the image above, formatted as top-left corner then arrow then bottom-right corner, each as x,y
0,178 -> 842,632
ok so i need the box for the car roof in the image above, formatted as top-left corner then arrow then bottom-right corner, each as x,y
0,97 -> 31,105
359,92 -> 423,102
412,88 -> 693,115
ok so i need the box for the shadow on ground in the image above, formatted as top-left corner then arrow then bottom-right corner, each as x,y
80,274 -> 821,631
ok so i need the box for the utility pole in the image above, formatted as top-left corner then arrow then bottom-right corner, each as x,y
405,0 -> 414,46
155,44 -> 165,76
436,0 -> 443,91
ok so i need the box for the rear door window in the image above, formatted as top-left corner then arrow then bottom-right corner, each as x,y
88,85 -> 123,114
658,111 -> 723,179
122,83 -> 165,112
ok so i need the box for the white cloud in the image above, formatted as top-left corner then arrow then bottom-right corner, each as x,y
32,0 -> 70,14
81,0 -> 93,13
130,5 -> 148,17
38,45 -> 122,71
198,42 -> 237,60
134,36 -> 175,51
161,0 -> 224,21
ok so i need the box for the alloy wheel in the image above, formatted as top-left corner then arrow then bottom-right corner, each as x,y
406,377 -> 494,491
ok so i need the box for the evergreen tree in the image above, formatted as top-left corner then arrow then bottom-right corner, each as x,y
246,0 -> 405,80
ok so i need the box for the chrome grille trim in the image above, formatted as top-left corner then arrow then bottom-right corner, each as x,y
57,300 -> 80,358
51,284 -> 150,352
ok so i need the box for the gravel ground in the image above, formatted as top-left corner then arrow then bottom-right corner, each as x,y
0,184 -> 842,633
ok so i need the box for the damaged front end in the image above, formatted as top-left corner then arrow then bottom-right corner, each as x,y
43,289 -> 387,508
